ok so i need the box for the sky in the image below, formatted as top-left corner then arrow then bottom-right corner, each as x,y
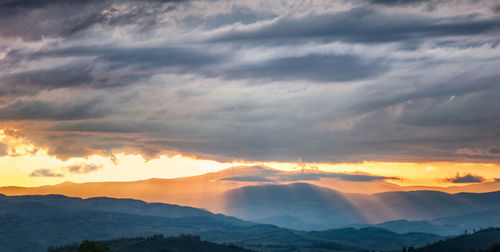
1,0 -> 500,187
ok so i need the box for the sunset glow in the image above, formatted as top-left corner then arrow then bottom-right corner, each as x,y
1,127 -> 498,189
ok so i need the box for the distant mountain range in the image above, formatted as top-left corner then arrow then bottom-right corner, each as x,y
0,193 -> 441,252
1,166 -> 500,234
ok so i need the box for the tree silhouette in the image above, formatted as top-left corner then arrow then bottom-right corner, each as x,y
77,240 -> 110,252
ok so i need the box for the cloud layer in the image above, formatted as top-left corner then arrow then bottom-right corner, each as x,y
1,0 -> 500,164
443,173 -> 485,183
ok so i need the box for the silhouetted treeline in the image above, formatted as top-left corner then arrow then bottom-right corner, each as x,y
395,227 -> 500,252
48,234 -> 253,252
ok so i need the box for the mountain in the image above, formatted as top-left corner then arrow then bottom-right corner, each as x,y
222,183 -> 368,230
222,183 -> 500,234
4,166 -> 499,214
414,227 -> 500,252
0,193 -> 440,252
2,166 -> 500,234
0,166 -> 407,213
368,220 -> 446,235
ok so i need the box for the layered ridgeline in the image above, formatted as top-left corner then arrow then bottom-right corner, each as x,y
224,183 -> 500,233
2,166 -> 500,234
0,194 -> 440,252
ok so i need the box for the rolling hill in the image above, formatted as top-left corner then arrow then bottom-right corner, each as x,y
49,234 -> 255,252
222,183 -> 500,234
414,227 -> 500,252
2,166 -> 500,234
0,193 -> 441,252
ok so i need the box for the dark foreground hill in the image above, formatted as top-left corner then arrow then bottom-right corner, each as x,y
414,227 -> 500,252
49,234 -> 254,252
0,193 -> 441,252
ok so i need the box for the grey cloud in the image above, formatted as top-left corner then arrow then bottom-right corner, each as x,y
0,64 -> 93,95
443,173 -> 485,183
95,47 -> 220,70
30,169 -> 63,177
223,54 -> 386,82
220,175 -> 274,182
0,0 -> 184,41
219,170 -> 397,183
0,142 -> 7,156
488,147 -> 500,155
1,0 -> 500,165
9,45 -> 380,86
211,7 -> 500,44
183,6 -> 277,30
277,172 -> 398,182
0,98 -> 110,121
2,45 -> 223,93
66,163 -> 101,174
369,0 -> 429,5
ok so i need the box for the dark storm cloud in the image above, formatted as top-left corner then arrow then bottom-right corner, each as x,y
488,147 -> 500,155
224,54 -> 385,82
211,7 -> 500,44
0,0 -> 184,41
2,45 -> 377,89
0,97 -> 110,120
30,168 -> 63,177
1,0 -> 500,164
443,173 -> 485,183
95,46 -> 220,69
0,64 -> 93,95
0,45 -> 222,95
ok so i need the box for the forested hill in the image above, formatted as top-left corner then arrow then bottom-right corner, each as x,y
413,228 -> 500,252
49,234 -> 255,252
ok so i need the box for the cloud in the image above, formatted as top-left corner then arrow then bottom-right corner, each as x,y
210,7 -> 500,44
30,169 -> 63,177
223,54 -> 386,82
0,0 -> 184,41
0,63 -> 93,93
66,163 -> 102,174
455,147 -> 500,159
220,175 -> 274,182
369,0 -> 429,6
0,0 -> 499,165
488,147 -> 500,155
219,169 -> 398,183
443,173 -> 485,183
0,142 -> 7,156
0,97 -> 110,121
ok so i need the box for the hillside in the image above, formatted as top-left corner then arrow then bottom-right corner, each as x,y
222,183 -> 500,234
414,228 -> 500,252
49,234 -> 254,252
2,166 -> 500,234
0,193 -> 441,252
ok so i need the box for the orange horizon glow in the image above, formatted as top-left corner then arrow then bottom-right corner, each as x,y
1,128 -> 499,189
